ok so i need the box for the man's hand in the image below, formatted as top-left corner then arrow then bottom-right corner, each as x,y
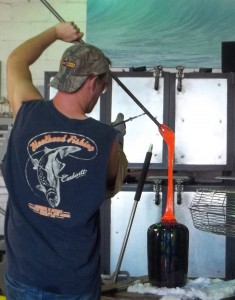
7,22 -> 84,119
112,113 -> 126,146
55,22 -> 84,43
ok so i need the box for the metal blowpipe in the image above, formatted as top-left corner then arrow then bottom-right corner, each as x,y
112,112 -> 146,127
40,0 -> 162,129
40,0 -> 65,22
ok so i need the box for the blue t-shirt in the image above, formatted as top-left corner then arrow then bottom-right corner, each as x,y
2,100 -> 117,294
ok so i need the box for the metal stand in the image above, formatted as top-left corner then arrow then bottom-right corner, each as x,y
102,145 -> 153,284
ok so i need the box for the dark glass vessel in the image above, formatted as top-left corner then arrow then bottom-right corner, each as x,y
147,221 -> 189,288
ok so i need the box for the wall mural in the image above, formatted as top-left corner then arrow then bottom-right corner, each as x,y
87,0 -> 235,69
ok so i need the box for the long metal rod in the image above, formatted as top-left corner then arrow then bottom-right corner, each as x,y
112,112 -> 145,127
40,0 -> 65,22
40,0 -> 162,129
108,72 -> 161,128
112,201 -> 138,282
113,144 -> 153,282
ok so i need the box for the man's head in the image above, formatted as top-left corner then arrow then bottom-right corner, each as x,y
50,43 -> 111,93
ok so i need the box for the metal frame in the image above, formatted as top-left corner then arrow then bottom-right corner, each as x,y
170,72 -> 233,171
44,70 -> 234,172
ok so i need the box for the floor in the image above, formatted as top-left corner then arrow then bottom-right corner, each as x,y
101,276 -> 161,299
101,294 -> 161,299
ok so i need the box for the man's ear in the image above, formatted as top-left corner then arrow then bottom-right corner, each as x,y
89,76 -> 98,92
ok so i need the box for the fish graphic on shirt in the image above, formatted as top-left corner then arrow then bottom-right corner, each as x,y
31,146 -> 81,207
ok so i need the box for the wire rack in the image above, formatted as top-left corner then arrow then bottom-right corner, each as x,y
189,188 -> 235,237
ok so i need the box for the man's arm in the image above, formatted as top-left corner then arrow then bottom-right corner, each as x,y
106,138 -> 128,199
106,113 -> 128,198
6,22 -> 83,118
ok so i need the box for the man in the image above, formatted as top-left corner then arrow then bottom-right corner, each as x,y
3,22 -> 128,299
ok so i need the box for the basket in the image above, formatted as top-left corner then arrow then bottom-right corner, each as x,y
189,188 -> 235,237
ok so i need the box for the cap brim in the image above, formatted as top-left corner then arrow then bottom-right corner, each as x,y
49,72 -> 88,93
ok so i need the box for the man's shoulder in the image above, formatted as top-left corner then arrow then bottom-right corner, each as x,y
21,99 -> 46,107
89,118 -> 116,133
20,99 -> 49,112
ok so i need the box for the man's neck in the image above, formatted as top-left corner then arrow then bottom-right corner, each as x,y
52,91 -> 88,120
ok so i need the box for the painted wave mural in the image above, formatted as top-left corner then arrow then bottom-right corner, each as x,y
87,0 -> 235,68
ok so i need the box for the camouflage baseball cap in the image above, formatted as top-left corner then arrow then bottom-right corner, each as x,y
50,43 -> 110,93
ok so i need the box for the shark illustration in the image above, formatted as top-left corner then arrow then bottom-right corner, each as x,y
31,146 -> 81,207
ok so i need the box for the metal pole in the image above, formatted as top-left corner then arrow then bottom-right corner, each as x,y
40,0 -> 162,129
108,72 -> 161,128
112,113 -> 145,127
113,144 -> 153,282
40,0 -> 65,22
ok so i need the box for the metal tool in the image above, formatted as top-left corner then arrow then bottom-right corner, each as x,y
111,144 -> 153,282
40,0 -> 162,129
112,112 -> 145,127
108,72 -> 161,127
101,144 -> 153,285
40,0 -> 65,22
